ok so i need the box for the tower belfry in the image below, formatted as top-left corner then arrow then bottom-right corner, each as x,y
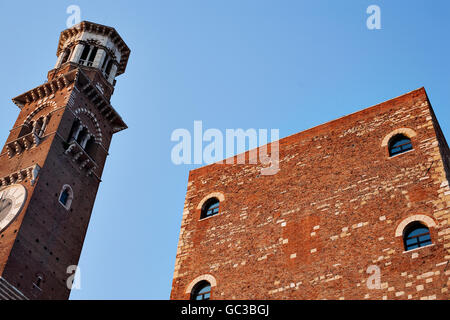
0,21 -> 130,300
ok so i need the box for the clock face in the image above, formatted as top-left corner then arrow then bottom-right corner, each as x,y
0,184 -> 27,233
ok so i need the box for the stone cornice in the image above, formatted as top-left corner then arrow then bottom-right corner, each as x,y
74,70 -> 127,134
0,164 -> 41,188
11,68 -> 127,134
11,70 -> 77,109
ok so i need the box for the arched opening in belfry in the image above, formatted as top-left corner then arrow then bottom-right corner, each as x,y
79,45 -> 98,67
68,119 -> 81,142
61,48 -> 72,65
84,136 -> 97,159
76,127 -> 89,146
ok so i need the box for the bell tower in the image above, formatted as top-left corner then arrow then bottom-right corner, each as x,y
0,21 -> 130,299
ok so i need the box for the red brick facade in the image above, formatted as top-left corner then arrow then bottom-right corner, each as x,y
0,22 -> 129,300
171,88 -> 450,300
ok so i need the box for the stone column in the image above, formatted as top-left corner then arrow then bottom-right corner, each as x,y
108,64 -> 119,84
73,124 -> 84,141
80,134 -> 92,149
39,116 -> 50,137
70,43 -> 85,64
94,48 -> 107,69
32,121 -> 38,135
54,53 -> 64,69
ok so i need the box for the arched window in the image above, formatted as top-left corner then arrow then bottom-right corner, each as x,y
59,185 -> 74,210
79,45 -> 98,67
87,47 -> 98,66
403,221 -> 432,251
19,116 -> 50,139
201,198 -> 220,219
18,121 -> 33,138
61,48 -> 72,65
68,119 -> 81,142
191,281 -> 211,300
79,45 -> 91,65
389,134 -> 413,157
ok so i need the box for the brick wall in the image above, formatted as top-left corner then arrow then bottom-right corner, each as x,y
171,87 -> 450,300
0,70 -> 115,299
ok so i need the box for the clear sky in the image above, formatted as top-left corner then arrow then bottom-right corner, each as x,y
0,0 -> 449,299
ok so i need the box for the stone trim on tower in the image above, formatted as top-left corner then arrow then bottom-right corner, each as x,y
73,108 -> 103,144
73,70 -> 127,133
23,101 -> 57,127
12,70 -> 77,109
0,164 -> 41,188
56,21 -> 130,76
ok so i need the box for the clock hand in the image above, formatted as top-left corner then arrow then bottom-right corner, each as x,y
0,195 -> 10,213
1,200 -> 11,212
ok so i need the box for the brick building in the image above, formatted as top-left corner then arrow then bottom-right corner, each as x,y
171,88 -> 450,300
0,21 -> 129,299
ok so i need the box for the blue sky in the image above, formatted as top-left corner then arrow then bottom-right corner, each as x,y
0,1 -> 449,299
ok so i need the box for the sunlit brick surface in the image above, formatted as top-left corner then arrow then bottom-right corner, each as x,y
171,88 -> 450,300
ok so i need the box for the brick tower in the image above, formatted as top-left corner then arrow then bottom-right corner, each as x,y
0,21 -> 130,299
171,88 -> 450,300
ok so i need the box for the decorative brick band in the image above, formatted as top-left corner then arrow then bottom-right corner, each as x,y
185,274 -> 217,294
73,108 -> 103,144
395,214 -> 437,237
0,164 -> 41,188
24,102 -> 57,127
